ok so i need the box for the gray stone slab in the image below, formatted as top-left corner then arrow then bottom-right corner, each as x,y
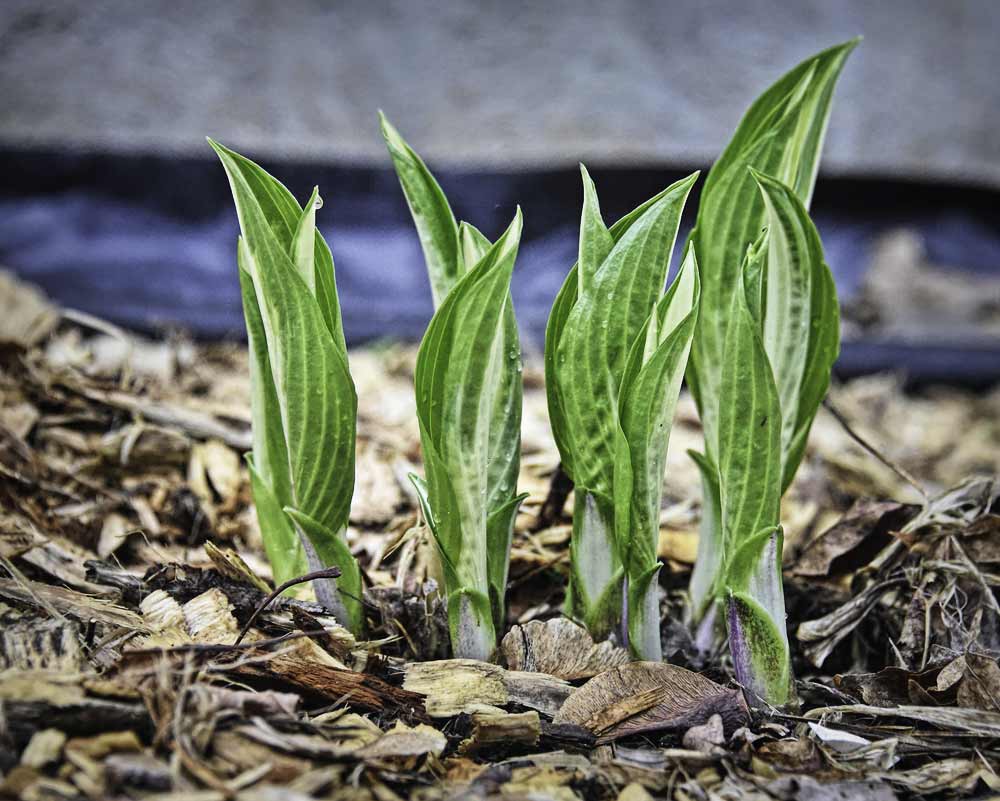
1,0 -> 998,186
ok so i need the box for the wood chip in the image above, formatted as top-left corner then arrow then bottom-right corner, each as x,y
0,271 -> 59,347
357,721 -> 447,760
181,587 -> 239,643
459,710 -> 541,755
501,617 -> 631,681
404,658 -> 573,718
20,728 -> 66,768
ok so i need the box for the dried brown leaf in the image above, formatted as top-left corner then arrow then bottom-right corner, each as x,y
792,499 -> 916,578
553,662 -> 748,743
954,652 -> 1000,712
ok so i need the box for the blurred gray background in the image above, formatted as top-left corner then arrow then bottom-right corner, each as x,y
1,0 -> 998,382
3,0 -> 998,184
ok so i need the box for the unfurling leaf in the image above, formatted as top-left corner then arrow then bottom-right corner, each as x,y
413,211 -> 524,660
716,242 -> 789,704
384,118 -> 526,658
211,140 -> 362,633
615,248 -> 701,660
686,39 -> 856,462
547,167 -> 698,640
687,42 -> 855,664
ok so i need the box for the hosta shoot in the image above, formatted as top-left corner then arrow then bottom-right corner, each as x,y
688,40 -> 855,629
382,115 -> 526,659
546,167 -> 699,643
717,232 -> 787,704
614,248 -> 700,660
210,141 -> 363,635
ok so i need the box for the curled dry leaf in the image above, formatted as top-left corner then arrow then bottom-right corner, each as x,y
951,653 -> 1000,711
681,713 -> 725,754
501,617 -> 631,681
792,499 -> 917,578
553,662 -> 748,743
836,664 -> 947,707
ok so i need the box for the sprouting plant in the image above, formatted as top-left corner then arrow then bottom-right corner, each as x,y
381,115 -> 526,659
686,40 -> 856,633
721,173 -> 839,704
614,247 -> 700,660
545,167 -> 699,644
210,140 -> 364,635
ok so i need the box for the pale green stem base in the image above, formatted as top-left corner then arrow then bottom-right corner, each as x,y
627,569 -> 663,661
296,525 -> 353,628
450,592 -> 497,662
568,491 -> 622,640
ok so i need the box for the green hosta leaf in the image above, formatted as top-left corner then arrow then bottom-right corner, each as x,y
567,490 -> 622,639
750,170 -> 840,492
548,170 -> 698,640
715,245 -> 790,704
555,172 -> 698,499
577,165 -> 614,294
545,178 -> 702,482
414,210 -> 523,659
291,186 -> 320,294
207,139 -> 347,353
727,589 -> 791,706
717,242 -> 782,562
687,40 -> 857,460
380,113 -> 460,305
459,222 -> 491,276
247,457 -> 306,586
213,141 -> 360,632
726,526 -> 790,704
285,507 -> 364,635
687,449 -> 722,624
385,124 -> 526,649
615,249 -> 701,659
238,256 -> 292,512
236,234 -> 356,539
486,492 -> 528,632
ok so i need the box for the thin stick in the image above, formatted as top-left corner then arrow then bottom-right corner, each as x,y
823,398 -> 929,500
234,566 -> 342,647
534,462 -> 573,531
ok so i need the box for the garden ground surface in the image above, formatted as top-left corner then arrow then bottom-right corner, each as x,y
1,270 -> 999,800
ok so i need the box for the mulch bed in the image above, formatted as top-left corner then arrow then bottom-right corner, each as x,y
2,269 -> 999,800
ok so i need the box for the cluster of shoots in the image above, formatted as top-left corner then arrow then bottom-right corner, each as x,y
212,39 -> 857,705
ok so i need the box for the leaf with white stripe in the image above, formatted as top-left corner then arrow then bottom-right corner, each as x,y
615,248 -> 701,659
686,40 -> 856,460
751,170 -> 839,492
556,172 -> 698,499
717,238 -> 781,567
545,179 -> 699,482
208,139 -> 347,354
380,113 -> 460,305
414,210 -> 523,659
